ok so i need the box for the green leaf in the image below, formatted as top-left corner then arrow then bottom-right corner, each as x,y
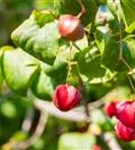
55,0 -> 97,26
1,46 -> 39,93
34,0 -> 54,10
31,47 -> 69,99
78,46 -> 105,79
125,38 -> 135,59
0,100 -> 17,118
95,26 -> 111,54
107,0 -> 127,28
91,109 -> 112,131
33,138 -> 45,150
101,35 -> 135,72
86,75 -> 114,100
58,132 -> 96,150
5,0 -> 33,11
11,131 -> 28,142
31,70 -> 54,100
11,11 -> 59,65
98,0 -> 107,5
121,0 -> 135,26
47,55 -> 68,87
74,35 -> 88,50
0,49 -> 3,90
125,21 -> 135,33
0,67 -> 3,90
33,10 -> 55,27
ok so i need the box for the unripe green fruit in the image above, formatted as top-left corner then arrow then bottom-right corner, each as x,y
58,14 -> 84,41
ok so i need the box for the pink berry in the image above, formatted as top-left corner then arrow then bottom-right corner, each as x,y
53,84 -> 81,111
105,101 -> 135,129
58,14 -> 84,41
115,101 -> 135,129
104,102 -> 118,117
115,121 -> 135,142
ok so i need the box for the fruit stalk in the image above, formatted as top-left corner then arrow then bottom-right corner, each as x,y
77,0 -> 86,18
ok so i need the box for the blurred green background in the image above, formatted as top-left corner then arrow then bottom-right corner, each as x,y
0,0 -> 54,46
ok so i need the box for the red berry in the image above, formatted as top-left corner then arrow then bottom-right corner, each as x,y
115,101 -> 135,129
105,101 -> 135,129
53,84 -> 81,111
115,121 -> 135,142
58,14 -> 84,41
104,102 -> 118,117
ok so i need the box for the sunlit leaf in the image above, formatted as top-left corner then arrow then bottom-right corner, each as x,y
1,46 -> 39,93
58,132 -> 96,150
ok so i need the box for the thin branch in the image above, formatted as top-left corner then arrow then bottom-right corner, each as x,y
113,3 -> 132,72
101,132 -> 122,150
116,5 -> 132,71
77,0 -> 86,18
116,4 -> 122,61
115,2 -> 135,94
34,99 -> 90,123
78,78 -> 90,118
72,42 -> 81,52
33,98 -> 104,123
22,108 -> 35,133
14,111 -> 48,150
119,57 -> 132,71
128,76 -> 135,94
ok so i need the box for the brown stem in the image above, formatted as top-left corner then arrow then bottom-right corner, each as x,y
115,4 -> 132,71
78,78 -> 90,119
116,3 -> 135,93
14,111 -> 48,150
128,76 -> 135,94
34,99 -> 91,123
101,132 -> 122,150
33,98 -> 104,122
119,57 -> 132,71
77,0 -> 86,18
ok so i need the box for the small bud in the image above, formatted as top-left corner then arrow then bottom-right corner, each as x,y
53,84 -> 81,111
58,14 -> 84,41
115,121 -> 135,142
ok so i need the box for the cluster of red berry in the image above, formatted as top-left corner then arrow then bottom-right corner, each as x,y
105,101 -> 135,142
